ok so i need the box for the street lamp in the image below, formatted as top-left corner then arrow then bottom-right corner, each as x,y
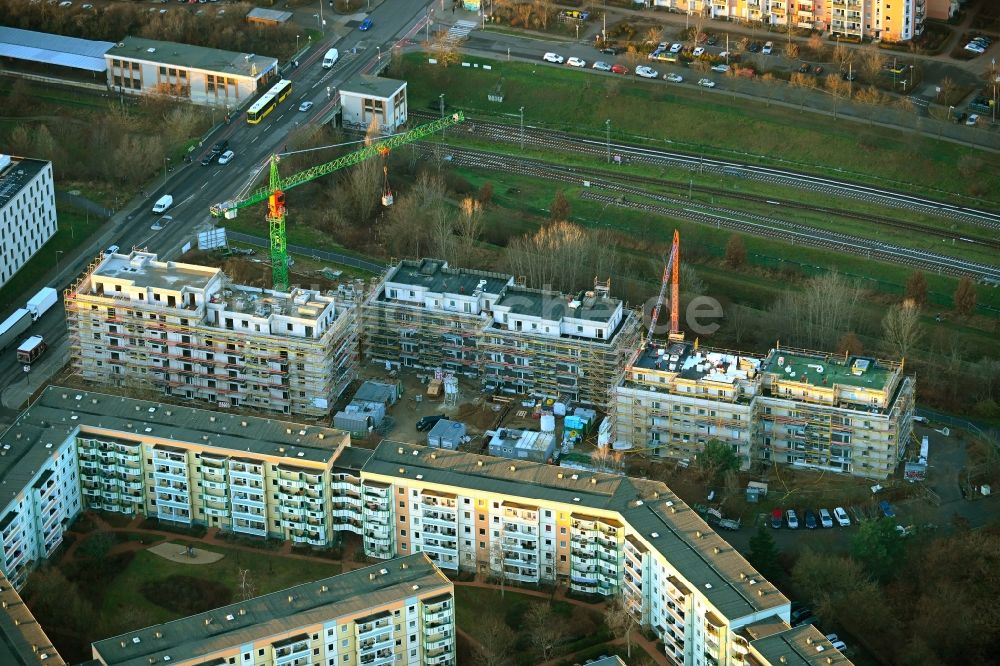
56,250 -> 64,274
605,119 -> 611,164
377,46 -> 381,63
163,157 -> 170,185
296,34 -> 300,51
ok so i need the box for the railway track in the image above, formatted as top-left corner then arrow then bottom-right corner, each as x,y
415,142 -> 1000,282
411,110 -> 1000,231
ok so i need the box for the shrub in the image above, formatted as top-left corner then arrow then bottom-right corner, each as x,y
140,575 -> 232,615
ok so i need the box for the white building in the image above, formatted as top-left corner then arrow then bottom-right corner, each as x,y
339,74 -> 408,132
104,37 -> 278,108
0,155 -> 57,289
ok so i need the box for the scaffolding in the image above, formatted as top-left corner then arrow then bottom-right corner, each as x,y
65,253 -> 360,418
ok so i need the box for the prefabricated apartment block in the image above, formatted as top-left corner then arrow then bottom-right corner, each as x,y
91,553 -> 455,666
364,259 -> 641,408
65,251 -> 358,416
613,340 -> 915,479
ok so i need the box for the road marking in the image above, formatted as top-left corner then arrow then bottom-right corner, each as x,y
200,182 -> 208,189
251,135 -> 259,143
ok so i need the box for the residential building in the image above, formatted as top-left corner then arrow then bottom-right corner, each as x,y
104,36 -> 278,107
0,154 -> 57,289
339,74 -> 408,132
65,250 -> 359,417
742,620 -> 853,665
364,259 -> 640,409
613,342 -> 914,479
90,553 -> 456,666
0,571 -> 68,665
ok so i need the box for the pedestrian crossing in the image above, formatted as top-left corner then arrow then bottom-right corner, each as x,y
444,20 -> 476,45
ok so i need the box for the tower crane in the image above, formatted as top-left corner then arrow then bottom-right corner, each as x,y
645,229 -> 683,348
210,112 -> 465,291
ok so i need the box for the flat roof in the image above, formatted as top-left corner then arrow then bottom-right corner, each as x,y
490,429 -> 553,453
0,26 -> 113,72
0,156 -> 48,209
631,340 -> 763,383
748,624 -> 852,666
93,252 -> 219,293
495,286 -> 621,323
340,73 -> 407,99
0,571 -> 67,666
385,258 -> 510,297
763,350 -> 894,391
91,554 -> 450,666
106,36 -> 277,80
0,387 -> 353,502
363,441 -> 787,620
246,7 -> 294,22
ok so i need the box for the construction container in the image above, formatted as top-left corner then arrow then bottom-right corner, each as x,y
428,419 -> 465,449
540,414 -> 556,432
334,410 -> 373,438
354,380 -> 400,406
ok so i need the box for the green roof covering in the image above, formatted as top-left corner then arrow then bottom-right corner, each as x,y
763,351 -> 894,391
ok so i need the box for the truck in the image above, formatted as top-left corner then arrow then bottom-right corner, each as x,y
0,309 -> 32,352
16,335 -> 47,364
26,287 -> 58,321
322,48 -> 339,69
152,194 -> 173,214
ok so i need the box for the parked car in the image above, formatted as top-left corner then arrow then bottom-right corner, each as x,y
592,61 -> 612,71
834,506 -> 851,527
790,606 -> 812,624
831,640 -> 847,652
771,508 -> 783,529
762,41 -> 774,54
798,62 -> 810,73
711,64 -> 730,73
697,78 -> 716,88
749,41 -> 762,53
786,509 -> 799,529
298,100 -> 314,112
543,52 -> 564,63
669,42 -> 683,53
692,46 -> 705,57
826,633 -> 839,643
955,111 -> 968,124
358,17 -> 373,31
842,71 -> 857,81
217,149 -> 235,165
804,510 -> 817,529
965,43 -> 986,54
966,113 -> 980,126
819,508 -> 834,528
600,45 -> 625,55
814,65 -> 824,75
566,56 -> 586,67
635,66 -> 659,78
706,34 -> 719,46
416,414 -> 447,432
664,72 -> 684,83
878,500 -> 896,518
611,63 -> 629,75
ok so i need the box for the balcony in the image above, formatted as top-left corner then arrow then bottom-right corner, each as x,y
422,511 -> 457,527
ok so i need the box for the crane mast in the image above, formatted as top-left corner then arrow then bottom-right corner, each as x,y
211,112 -> 465,291
645,230 -> 682,348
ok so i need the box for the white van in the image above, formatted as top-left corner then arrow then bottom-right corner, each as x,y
152,194 -> 173,214
322,48 -> 339,69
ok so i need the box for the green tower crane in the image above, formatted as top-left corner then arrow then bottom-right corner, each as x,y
210,111 -> 465,291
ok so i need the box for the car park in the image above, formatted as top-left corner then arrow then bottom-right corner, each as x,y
217,150 -> 235,165
416,414 -> 446,432
298,100 -> 314,112
636,66 -> 658,78
762,41 -> 773,55
710,64 -> 730,73
669,42 -> 683,53
611,64 -> 629,74
592,61 -> 612,71
786,509 -> 799,529
967,113 -> 980,126
664,72 -> 684,83
566,57 -> 586,67
543,52 -> 564,63
804,510 -> 817,529
697,78 -> 716,88
358,17 -> 372,31
878,500 -> 895,518
771,508 -> 783,529
834,507 -> 851,527
819,508 -> 833,528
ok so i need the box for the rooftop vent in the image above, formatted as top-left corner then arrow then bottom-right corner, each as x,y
412,584 -> 420,591
241,421 -> 248,427
225,614 -> 234,621
695,530 -> 703,538
416,474 -> 423,480
412,450 -> 419,456
590,477 -> 597,485
650,532 -> 659,538
204,618 -> 211,626
704,583 -> 713,590
570,474 -> 579,480
154,632 -> 162,639
132,637 -> 141,644
509,465 -> 516,472
379,568 -> 388,575
556,472 -> 563,479
398,447 -> 405,454
572,497 -> 580,502
297,452 -> 304,457
144,427 -> 152,433
398,467 -> 405,474
476,461 -> 483,467
320,585 -> 329,593
287,595 -> 294,603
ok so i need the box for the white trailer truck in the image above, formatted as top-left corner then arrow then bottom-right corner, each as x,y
26,287 -> 58,321
0,309 -> 32,352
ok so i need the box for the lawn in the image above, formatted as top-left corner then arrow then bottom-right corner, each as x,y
396,53 -> 1000,204
99,542 -> 340,630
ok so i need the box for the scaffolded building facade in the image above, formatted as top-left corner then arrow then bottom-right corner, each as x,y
364,259 -> 641,408
65,251 -> 359,417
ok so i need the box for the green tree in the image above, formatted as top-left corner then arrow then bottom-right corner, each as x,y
78,530 -> 116,560
851,517 -> 905,581
791,548 -> 873,622
698,439 -> 741,483
748,523 -> 782,580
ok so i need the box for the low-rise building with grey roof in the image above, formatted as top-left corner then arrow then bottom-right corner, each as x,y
90,553 -> 456,666
0,154 -> 57,289
65,250 -> 359,417
339,74 -> 408,132
104,36 -> 278,107
743,622 -> 852,666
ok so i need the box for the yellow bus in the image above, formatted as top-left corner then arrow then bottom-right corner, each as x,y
247,79 -> 294,125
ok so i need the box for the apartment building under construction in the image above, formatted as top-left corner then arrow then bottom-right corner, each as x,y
65,251 -> 359,417
613,340 -> 915,479
364,259 -> 641,408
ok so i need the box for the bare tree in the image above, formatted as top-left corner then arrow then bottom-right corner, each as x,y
623,45 -> 644,79
342,117 -> 383,222
238,568 -> 256,601
725,234 -> 748,267
808,33 -> 825,59
953,276 -> 977,316
905,271 -> 928,308
882,300 -> 923,359
769,272 -> 863,350
728,304 -> 757,346
858,43 -> 885,82
605,593 -> 639,659
549,189 -> 571,221
486,540 -> 511,598
474,612 -> 515,666
832,42 -> 853,71
525,603 -> 567,661
455,197 -> 485,264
